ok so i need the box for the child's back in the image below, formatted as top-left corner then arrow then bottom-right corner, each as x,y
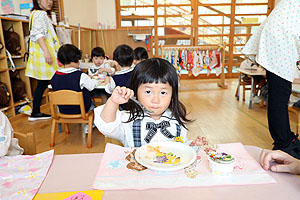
51,44 -> 98,114
105,44 -> 134,94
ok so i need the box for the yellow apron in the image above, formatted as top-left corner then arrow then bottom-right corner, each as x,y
25,10 -> 60,80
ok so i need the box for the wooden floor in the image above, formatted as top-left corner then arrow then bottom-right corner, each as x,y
11,78 -> 297,155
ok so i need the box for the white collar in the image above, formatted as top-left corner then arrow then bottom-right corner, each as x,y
115,67 -> 134,75
57,67 -> 80,73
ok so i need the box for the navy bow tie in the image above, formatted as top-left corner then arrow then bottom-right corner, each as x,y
144,120 -> 174,143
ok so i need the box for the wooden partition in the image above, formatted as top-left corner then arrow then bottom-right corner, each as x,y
95,28 -> 153,59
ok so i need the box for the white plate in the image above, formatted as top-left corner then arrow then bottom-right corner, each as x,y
135,141 -> 196,172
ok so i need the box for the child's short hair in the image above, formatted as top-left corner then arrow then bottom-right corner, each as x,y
128,58 -> 191,128
91,47 -> 105,59
58,44 -> 82,65
113,44 -> 133,67
134,47 -> 148,61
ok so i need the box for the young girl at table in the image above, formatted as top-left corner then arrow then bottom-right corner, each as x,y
51,44 -> 98,134
88,47 -> 115,77
94,58 -> 207,147
88,47 -> 114,103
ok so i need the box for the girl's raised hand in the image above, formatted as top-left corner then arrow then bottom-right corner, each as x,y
111,86 -> 134,105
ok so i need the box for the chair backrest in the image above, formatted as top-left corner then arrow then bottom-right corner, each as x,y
14,132 -> 37,155
49,90 -> 88,120
105,136 -> 124,147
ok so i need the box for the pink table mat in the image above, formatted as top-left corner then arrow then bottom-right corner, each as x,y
0,150 -> 54,199
93,143 -> 276,190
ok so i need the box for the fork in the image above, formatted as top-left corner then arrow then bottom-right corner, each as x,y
130,96 -> 154,114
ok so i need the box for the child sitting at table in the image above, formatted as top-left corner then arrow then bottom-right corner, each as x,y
88,47 -> 115,77
88,47 -> 114,103
94,58 -> 207,147
133,47 -> 149,66
105,44 -> 134,95
0,111 -> 24,157
51,44 -> 98,134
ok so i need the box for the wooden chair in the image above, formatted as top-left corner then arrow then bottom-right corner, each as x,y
235,76 -> 266,108
288,106 -> 300,135
14,132 -> 37,155
49,90 -> 94,148
104,136 -> 123,147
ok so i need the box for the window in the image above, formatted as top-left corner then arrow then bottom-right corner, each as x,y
116,0 -> 274,77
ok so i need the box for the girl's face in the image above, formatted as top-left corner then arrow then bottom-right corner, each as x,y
137,82 -> 172,120
93,56 -> 104,66
38,0 -> 53,11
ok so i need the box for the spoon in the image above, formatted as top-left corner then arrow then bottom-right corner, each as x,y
130,96 -> 154,114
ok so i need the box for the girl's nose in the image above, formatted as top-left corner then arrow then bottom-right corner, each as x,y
151,95 -> 160,103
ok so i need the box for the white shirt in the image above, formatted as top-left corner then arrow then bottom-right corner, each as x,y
94,105 -> 187,147
105,67 -> 135,94
242,0 -> 300,82
30,10 -> 56,42
88,63 -> 115,76
57,68 -> 98,91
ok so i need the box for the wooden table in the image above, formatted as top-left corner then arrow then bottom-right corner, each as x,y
38,145 -> 300,200
236,68 -> 266,109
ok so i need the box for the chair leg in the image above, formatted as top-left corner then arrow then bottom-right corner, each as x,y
65,123 -> 70,134
259,99 -> 264,108
50,120 -> 56,147
87,115 -> 93,148
297,112 -> 300,135
235,86 -> 238,97
242,85 -> 246,101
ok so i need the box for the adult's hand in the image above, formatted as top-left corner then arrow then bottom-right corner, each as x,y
260,149 -> 300,175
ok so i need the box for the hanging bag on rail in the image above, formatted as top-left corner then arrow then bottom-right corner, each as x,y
4,24 -> 21,56
0,81 -> 10,107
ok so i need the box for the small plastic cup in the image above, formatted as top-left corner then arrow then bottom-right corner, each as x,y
208,152 -> 235,176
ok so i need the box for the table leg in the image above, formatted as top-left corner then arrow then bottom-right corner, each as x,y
249,76 -> 254,109
237,73 -> 241,101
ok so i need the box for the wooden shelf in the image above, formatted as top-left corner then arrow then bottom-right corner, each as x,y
14,100 -> 30,107
0,105 -> 12,112
0,17 -> 32,117
11,55 -> 23,59
8,66 -> 26,70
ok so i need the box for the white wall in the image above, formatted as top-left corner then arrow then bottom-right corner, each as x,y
96,0 -> 116,29
63,0 -> 98,28
63,0 -> 116,29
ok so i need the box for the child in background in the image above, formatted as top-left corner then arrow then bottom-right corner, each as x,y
94,58 -> 207,147
51,44 -> 98,134
88,47 -> 115,77
133,47 -> 149,66
105,44 -> 134,95
89,47 -> 114,103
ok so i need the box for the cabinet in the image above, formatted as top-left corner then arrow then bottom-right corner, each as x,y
0,17 -> 32,117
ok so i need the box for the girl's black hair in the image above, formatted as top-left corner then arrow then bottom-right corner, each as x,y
57,44 -> 82,65
90,47 -> 105,62
134,47 -> 149,61
113,44 -> 133,67
32,0 -> 52,15
127,57 -> 191,129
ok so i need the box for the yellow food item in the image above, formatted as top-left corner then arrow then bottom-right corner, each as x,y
173,157 -> 181,164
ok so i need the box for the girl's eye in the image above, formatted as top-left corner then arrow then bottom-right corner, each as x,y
145,90 -> 151,94
161,91 -> 167,95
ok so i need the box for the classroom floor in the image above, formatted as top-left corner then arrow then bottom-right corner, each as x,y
11,78 -> 297,155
